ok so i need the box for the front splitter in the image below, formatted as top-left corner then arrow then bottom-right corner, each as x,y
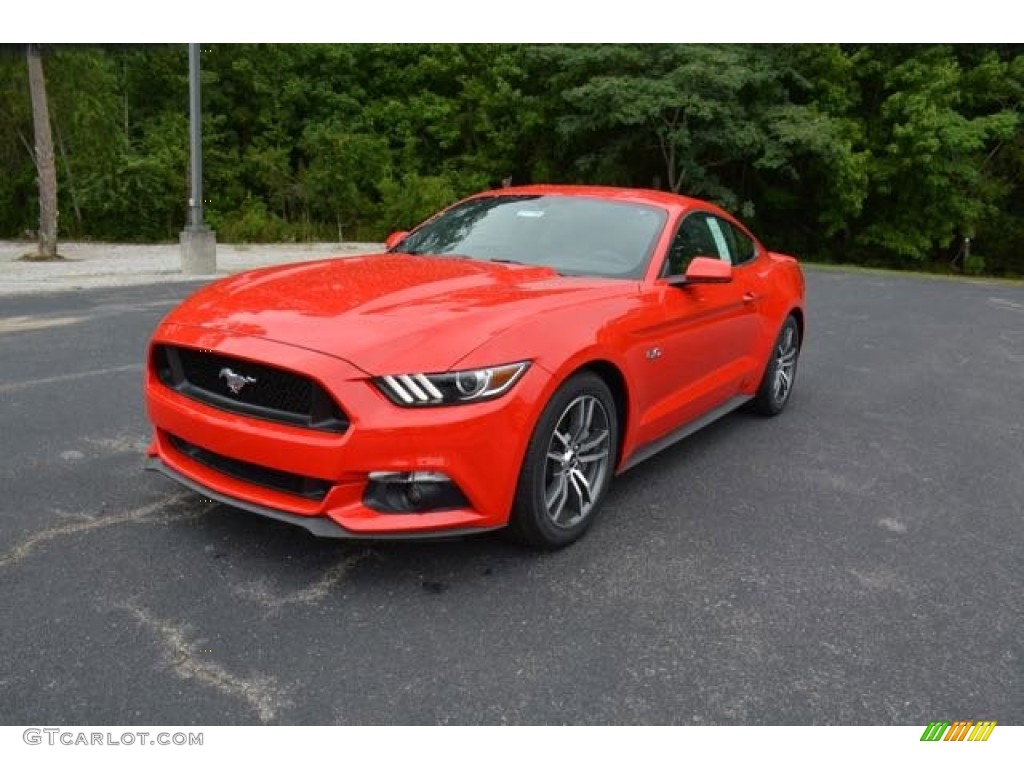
145,457 -> 502,541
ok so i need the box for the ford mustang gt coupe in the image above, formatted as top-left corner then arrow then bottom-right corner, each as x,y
145,185 -> 804,548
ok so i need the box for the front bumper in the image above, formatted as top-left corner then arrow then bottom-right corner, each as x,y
144,457 -> 501,539
144,323 -> 541,538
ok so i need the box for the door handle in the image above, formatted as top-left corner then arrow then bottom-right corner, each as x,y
743,292 -> 758,304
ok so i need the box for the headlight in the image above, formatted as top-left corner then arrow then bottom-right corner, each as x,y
374,362 -> 530,406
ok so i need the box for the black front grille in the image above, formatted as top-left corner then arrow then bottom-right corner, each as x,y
153,344 -> 348,432
168,433 -> 332,501
178,346 -> 313,414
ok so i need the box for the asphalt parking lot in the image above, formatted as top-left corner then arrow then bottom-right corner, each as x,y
1,268 -> 1022,725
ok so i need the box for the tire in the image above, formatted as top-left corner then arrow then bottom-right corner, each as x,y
507,371 -> 618,549
749,314 -> 800,417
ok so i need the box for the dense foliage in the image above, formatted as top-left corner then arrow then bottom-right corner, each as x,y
1,44 -> 1021,275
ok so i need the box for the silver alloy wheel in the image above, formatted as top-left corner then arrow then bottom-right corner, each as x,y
543,394 -> 612,529
772,323 -> 798,403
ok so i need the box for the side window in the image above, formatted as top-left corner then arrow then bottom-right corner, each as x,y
662,213 -> 730,276
704,218 -> 734,264
722,219 -> 757,265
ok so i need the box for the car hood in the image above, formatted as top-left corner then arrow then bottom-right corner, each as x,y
163,253 -> 632,374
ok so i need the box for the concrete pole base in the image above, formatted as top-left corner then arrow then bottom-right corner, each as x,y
179,227 -> 217,275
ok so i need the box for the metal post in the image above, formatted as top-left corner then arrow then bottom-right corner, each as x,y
188,43 -> 203,230
180,43 -> 216,274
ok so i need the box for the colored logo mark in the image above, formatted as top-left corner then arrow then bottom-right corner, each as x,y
920,721 -> 996,742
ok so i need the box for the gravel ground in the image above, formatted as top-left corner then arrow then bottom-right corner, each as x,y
0,241 -> 381,296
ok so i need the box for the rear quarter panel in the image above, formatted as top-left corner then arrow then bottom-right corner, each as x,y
742,251 -> 805,392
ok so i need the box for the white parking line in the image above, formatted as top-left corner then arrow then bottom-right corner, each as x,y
119,602 -> 290,723
0,491 -> 194,568
0,363 -> 143,394
0,315 -> 85,334
231,550 -> 376,612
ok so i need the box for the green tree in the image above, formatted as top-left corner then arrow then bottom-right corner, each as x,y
1,43 -> 1021,274
545,45 -> 774,204
852,46 -> 1019,265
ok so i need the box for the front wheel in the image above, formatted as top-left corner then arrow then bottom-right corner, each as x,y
508,372 -> 618,549
749,314 -> 800,416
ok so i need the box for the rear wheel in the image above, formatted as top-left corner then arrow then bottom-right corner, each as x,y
749,314 -> 800,416
508,372 -> 618,549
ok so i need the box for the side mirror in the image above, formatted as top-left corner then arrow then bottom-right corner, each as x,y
667,256 -> 733,286
384,231 -> 409,251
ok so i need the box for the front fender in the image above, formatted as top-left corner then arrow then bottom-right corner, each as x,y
454,293 -> 644,472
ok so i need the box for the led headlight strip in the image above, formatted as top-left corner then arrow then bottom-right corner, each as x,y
375,362 -> 530,406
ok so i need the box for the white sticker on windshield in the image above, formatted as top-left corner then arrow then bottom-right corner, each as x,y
706,218 -> 732,262
516,210 -> 545,218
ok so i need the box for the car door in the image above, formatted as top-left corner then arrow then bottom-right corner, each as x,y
630,211 -> 763,446
714,212 -> 771,354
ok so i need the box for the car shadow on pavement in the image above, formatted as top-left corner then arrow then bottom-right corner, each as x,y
147,407 -> 761,610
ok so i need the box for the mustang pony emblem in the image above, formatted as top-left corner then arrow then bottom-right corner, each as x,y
218,367 -> 257,395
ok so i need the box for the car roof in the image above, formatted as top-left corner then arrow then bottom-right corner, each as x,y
475,184 -> 713,214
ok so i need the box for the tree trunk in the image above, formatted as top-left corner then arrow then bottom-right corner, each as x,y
27,44 -> 59,259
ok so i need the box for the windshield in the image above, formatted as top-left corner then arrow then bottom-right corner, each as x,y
392,195 -> 667,280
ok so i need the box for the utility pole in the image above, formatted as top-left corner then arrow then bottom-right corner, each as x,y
179,43 -> 216,274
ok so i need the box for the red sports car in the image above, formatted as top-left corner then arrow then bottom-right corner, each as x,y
145,185 -> 804,548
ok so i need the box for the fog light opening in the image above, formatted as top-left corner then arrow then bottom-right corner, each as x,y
364,471 -> 470,513
406,483 -> 424,505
